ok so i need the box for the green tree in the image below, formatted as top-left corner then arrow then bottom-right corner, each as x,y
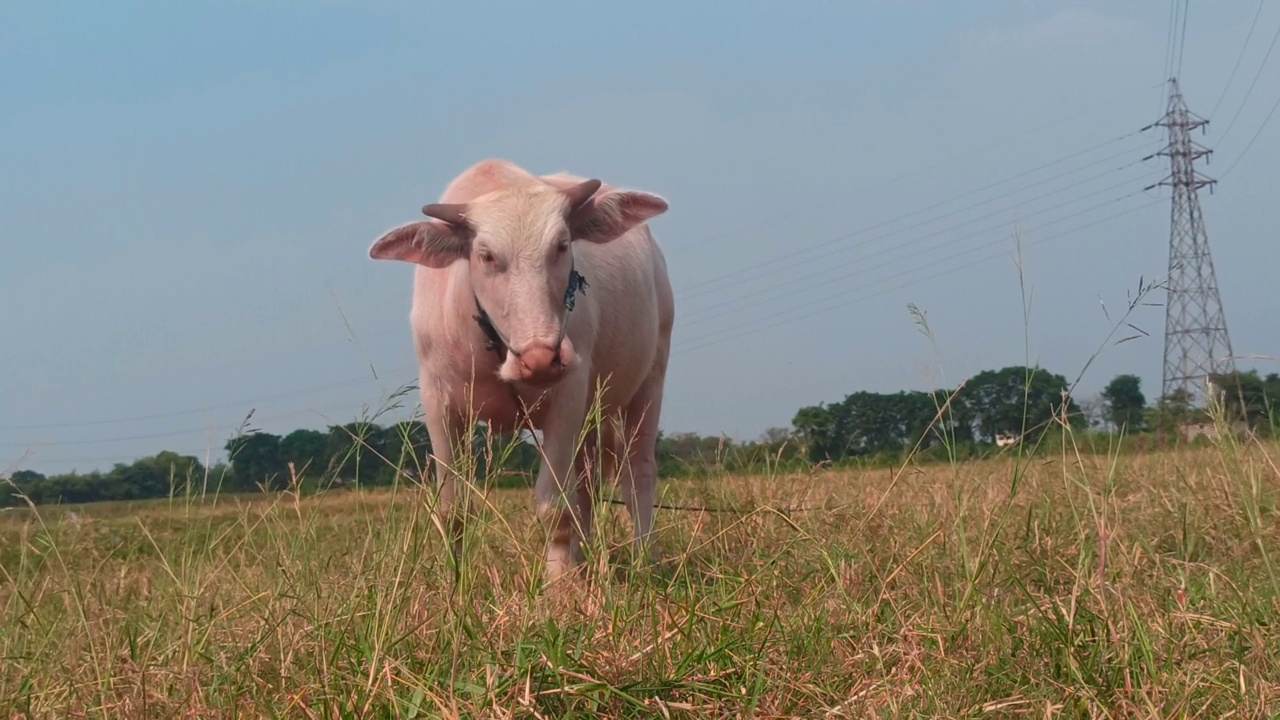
225,432 -> 286,491
10,469 -> 45,485
831,390 -> 928,456
1146,389 -> 1200,438
496,435 -> 541,479
279,429 -> 331,478
754,427 -> 805,464
792,389 -> 962,463
930,387 -> 975,446
382,420 -> 432,483
960,365 -> 1083,443
1210,369 -> 1274,426
326,421 -> 391,487
1,469 -> 47,507
1101,373 -> 1147,432
656,430 -> 730,471
109,451 -> 205,499
1267,373 -> 1280,430
791,404 -> 841,463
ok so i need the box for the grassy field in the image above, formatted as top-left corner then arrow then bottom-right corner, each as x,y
2,433 -> 1279,718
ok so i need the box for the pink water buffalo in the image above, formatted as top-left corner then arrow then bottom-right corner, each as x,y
367,159 -> 674,581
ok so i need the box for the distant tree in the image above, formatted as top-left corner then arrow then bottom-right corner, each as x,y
1146,389 -> 1200,437
1208,368 -> 1269,425
383,420 -> 432,482
10,469 -> 45,487
224,432 -> 286,491
895,390 -> 955,450
206,462 -> 234,489
960,365 -> 1083,443
791,404 -> 842,463
326,421 -> 390,487
1101,374 -> 1147,433
759,427 -> 793,445
1267,373 -> 1280,430
832,390 -> 932,456
279,429 -> 331,478
15,359 -> 1225,509
496,435 -> 540,481
919,388 -> 975,447
0,469 -> 45,507
655,430 -> 734,475
791,388 -> 962,464
109,451 -> 205,499
833,392 -> 893,456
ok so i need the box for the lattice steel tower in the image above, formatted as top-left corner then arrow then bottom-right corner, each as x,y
1147,78 -> 1236,407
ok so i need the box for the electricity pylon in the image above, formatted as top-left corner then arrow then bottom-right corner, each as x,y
1145,78 -> 1236,408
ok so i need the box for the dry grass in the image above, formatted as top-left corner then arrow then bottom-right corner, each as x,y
2,431 -> 1278,718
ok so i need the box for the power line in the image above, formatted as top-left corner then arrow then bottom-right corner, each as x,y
0,364 -> 417,431
1215,11 -> 1280,146
1220,79 -> 1280,177
672,196 -> 1162,356
0,396 -> 413,449
1161,0 -> 1182,116
691,81 -> 1161,250
677,155 -> 1157,327
1209,0 -> 1267,119
681,138 -> 1158,308
674,198 -> 1162,356
674,186 -> 1157,351
1176,0 -> 1192,80
682,128 -> 1153,300
680,178 -> 1153,334
673,189 -> 1158,353
681,166 -> 1161,327
31,453 -> 185,469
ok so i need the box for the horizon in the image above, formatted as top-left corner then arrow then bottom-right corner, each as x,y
4,1 -> 1279,476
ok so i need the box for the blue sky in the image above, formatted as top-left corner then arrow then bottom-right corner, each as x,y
3,1 -> 1277,475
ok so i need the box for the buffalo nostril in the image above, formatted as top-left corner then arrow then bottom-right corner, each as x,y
516,345 -> 559,378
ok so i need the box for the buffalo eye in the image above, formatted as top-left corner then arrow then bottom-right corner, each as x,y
478,249 -> 496,264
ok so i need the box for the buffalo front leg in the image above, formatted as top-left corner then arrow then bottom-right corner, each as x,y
422,387 -> 468,564
531,377 -> 591,583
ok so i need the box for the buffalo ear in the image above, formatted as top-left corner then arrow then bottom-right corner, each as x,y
569,189 -> 669,244
368,219 -> 472,268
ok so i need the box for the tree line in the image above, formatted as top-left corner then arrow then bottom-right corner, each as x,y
4,366 -> 1276,508
2,421 -> 530,508
791,366 -> 1279,465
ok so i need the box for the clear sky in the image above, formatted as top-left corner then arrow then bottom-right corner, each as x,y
3,1 -> 1277,475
